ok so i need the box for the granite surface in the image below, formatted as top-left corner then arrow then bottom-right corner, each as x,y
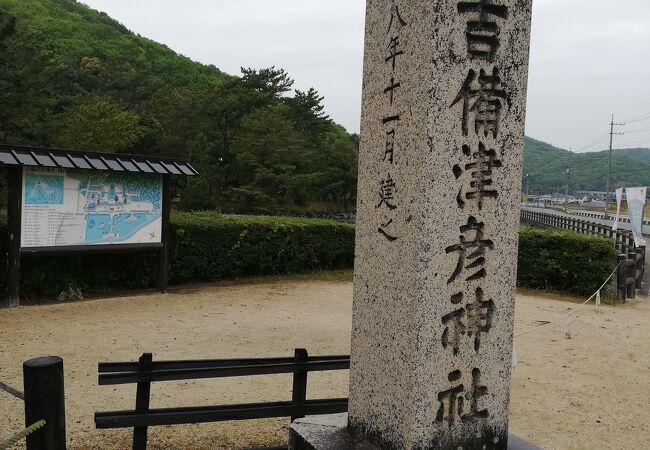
348,0 -> 533,448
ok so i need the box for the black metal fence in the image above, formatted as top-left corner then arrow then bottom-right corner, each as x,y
520,209 -> 645,300
94,349 -> 350,450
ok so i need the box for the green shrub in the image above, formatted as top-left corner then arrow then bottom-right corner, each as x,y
169,212 -> 355,283
0,213 -> 616,300
0,212 -> 355,299
517,227 -> 616,296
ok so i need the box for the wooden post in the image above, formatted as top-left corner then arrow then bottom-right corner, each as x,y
626,254 -> 636,300
636,249 -> 644,289
133,353 -> 153,450
639,246 -> 646,285
617,253 -> 627,301
158,175 -> 171,293
5,166 -> 22,308
23,356 -> 66,450
290,348 -> 308,422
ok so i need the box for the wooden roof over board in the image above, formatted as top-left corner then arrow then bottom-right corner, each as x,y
0,144 -> 199,176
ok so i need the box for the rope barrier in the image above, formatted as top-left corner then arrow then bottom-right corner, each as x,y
514,261 -> 622,340
0,381 -> 23,401
582,262 -> 621,305
0,420 -> 46,450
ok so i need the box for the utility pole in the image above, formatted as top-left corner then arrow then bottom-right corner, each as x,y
564,167 -> 571,212
525,173 -> 530,202
605,114 -> 625,217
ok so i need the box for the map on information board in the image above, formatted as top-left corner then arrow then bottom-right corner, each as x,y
21,167 -> 162,248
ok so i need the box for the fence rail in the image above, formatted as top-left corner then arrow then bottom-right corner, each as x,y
96,398 -> 349,429
98,358 -> 350,385
568,209 -> 650,226
521,209 -> 645,300
95,349 -> 350,450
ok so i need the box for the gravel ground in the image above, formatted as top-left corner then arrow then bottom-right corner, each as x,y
0,275 -> 648,449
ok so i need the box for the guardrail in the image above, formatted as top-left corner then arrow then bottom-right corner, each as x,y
521,209 -> 645,301
95,349 -> 350,450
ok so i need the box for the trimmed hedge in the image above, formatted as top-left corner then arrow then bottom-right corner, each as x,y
0,212 -> 355,299
0,213 -> 616,300
518,227 -> 616,296
169,212 -> 355,283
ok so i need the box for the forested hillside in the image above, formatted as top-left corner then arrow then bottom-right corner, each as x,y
0,0 -> 358,213
523,137 -> 650,194
1,0 -> 648,210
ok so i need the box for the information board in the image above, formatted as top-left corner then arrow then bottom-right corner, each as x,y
21,167 -> 163,248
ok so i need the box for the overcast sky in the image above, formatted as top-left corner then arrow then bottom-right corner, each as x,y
83,0 -> 650,152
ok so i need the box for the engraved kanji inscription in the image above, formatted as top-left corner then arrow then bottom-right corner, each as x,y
465,287 -> 494,351
436,368 -> 489,428
385,130 -> 396,163
386,36 -> 404,70
436,369 -> 464,428
454,142 -> 502,209
378,218 -> 398,242
384,77 -> 401,105
445,216 -> 494,284
450,67 -> 509,137
386,4 -> 407,35
458,0 -> 509,62
383,115 -> 400,124
442,307 -> 466,356
442,288 -> 495,354
463,368 -> 489,423
377,174 -> 397,210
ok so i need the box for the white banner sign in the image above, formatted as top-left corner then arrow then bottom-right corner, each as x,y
625,186 -> 646,247
21,167 -> 163,248
612,187 -> 624,232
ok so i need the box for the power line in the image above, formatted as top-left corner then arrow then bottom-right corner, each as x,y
567,112 -> 650,157
610,166 -> 650,176
620,111 -> 650,124
574,132 -> 609,153
615,138 -> 650,148
627,115 -> 650,125
623,126 -> 650,134
578,172 -> 608,183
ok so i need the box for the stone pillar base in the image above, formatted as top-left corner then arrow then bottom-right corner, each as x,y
289,414 -> 540,450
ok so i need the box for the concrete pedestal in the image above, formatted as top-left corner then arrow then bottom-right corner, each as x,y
289,414 -> 540,450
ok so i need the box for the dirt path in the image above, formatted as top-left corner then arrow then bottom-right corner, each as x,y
1,277 -> 648,449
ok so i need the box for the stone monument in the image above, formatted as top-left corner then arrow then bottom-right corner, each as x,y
291,0 -> 532,449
